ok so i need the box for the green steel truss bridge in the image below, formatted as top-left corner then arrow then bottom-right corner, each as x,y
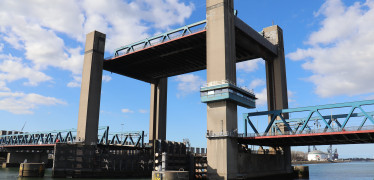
239,99 -> 374,146
0,126 -> 147,150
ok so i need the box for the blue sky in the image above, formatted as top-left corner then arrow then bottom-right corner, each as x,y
1,0 -> 374,158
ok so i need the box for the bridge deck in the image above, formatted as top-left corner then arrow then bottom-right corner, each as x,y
104,17 -> 276,83
238,130 -> 374,146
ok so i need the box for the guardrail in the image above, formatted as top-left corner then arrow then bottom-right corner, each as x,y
243,99 -> 374,136
239,125 -> 374,138
106,20 -> 206,59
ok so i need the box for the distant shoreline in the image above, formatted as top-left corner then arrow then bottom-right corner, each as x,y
292,159 -> 374,165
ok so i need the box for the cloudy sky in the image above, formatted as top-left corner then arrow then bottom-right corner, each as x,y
1,0 -> 374,158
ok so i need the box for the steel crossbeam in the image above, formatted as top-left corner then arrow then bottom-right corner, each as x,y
243,100 -> 374,136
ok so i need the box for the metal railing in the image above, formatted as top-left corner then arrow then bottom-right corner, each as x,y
201,80 -> 255,96
106,20 -> 206,59
243,99 -> 374,136
206,130 -> 238,138
239,125 -> 374,138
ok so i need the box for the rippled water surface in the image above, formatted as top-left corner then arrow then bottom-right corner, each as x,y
1,162 -> 374,180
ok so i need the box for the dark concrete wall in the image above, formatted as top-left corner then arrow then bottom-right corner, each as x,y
52,143 -> 153,178
237,150 -> 293,178
6,152 -> 48,164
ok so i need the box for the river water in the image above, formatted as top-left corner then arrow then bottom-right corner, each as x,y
1,162 -> 374,180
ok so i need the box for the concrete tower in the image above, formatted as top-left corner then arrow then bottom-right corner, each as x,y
77,31 -> 106,145
206,0 -> 238,179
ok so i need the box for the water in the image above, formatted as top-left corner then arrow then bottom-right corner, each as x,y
1,162 -> 374,180
306,162 -> 374,180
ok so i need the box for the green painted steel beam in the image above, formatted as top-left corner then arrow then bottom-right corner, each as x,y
244,99 -> 374,117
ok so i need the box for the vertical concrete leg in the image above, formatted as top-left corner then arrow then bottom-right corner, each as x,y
77,31 -> 106,145
149,77 -> 168,142
263,25 -> 292,173
206,0 -> 237,179
263,25 -> 288,114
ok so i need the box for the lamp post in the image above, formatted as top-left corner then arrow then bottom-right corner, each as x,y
121,123 -> 124,141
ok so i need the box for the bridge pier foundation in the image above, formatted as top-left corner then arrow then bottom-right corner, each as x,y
237,148 -> 293,179
52,143 -> 153,178
2,152 -> 48,168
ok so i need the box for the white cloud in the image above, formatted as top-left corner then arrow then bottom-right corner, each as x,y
236,58 -> 263,72
0,81 -> 9,91
0,91 -> 66,114
255,88 -> 267,107
67,75 -> 112,88
121,108 -> 134,113
102,75 -> 112,82
0,59 -> 52,86
237,77 -> 245,85
0,43 -> 3,52
81,0 -> 194,53
288,90 -> 295,103
67,76 -> 82,88
253,89 -> 295,108
174,74 -> 205,97
287,0 -> 374,97
0,0 -> 194,88
139,109 -> 148,114
142,0 -> 195,29
59,47 -> 84,75
249,79 -> 265,89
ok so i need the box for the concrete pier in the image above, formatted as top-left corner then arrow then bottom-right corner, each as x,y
206,0 -> 238,179
149,77 -> 168,142
293,165 -> 309,179
205,0 -> 292,179
19,163 -> 45,177
2,152 -> 48,168
263,25 -> 289,115
263,25 -> 292,173
77,31 -> 106,145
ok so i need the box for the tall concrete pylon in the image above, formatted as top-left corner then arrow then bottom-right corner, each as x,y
263,25 -> 292,172
149,77 -> 168,142
77,31 -> 106,145
206,0 -> 238,179
263,25 -> 289,116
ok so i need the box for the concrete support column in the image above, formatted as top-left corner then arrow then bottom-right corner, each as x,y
77,31 -> 106,145
263,25 -> 292,173
263,25 -> 288,114
149,78 -> 168,142
206,0 -> 237,179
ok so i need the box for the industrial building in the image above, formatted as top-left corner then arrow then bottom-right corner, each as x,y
308,150 -> 328,161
